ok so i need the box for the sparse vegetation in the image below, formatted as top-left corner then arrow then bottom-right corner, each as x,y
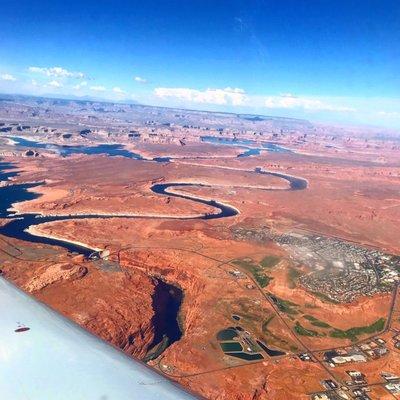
304,302 -> 317,309
311,291 -> 339,304
259,255 -> 280,269
303,315 -> 331,328
294,322 -> 320,337
254,274 -> 272,287
270,295 -> 299,315
310,320 -> 331,328
329,318 -> 386,342
232,259 -> 273,288
261,315 -> 275,333
287,267 -> 302,288
262,325 -> 296,351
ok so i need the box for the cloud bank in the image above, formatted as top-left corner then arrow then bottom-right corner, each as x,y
154,87 -> 247,106
28,66 -> 85,79
264,93 -> 356,112
48,80 -> 63,88
90,85 -> 106,92
134,76 -> 147,83
1,74 -> 17,82
153,87 -> 356,113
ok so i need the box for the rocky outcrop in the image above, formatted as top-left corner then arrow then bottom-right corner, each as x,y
24,263 -> 88,292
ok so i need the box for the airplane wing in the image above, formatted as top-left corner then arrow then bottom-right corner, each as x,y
0,277 -> 200,400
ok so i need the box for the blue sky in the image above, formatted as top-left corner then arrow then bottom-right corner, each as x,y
0,0 -> 399,128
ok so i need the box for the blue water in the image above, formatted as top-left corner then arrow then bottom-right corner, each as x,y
0,154 -> 306,359
152,157 -> 171,163
0,162 -> 18,182
261,142 -> 292,153
12,135 -> 291,162
256,340 -> 286,357
0,164 -> 185,351
200,136 -> 292,156
11,137 -> 144,159
201,136 -> 256,147
237,148 -> 261,157
151,183 -> 238,219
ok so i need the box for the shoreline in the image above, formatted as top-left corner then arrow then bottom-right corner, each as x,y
8,179 -> 243,219
26,225 -> 103,252
10,207 -> 214,219
172,161 -> 309,187
162,186 -> 241,215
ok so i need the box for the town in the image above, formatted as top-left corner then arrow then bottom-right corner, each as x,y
233,226 -> 400,303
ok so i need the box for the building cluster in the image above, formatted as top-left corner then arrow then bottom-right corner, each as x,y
299,352 -> 313,361
233,226 -> 400,303
311,389 -> 350,400
323,337 -> 389,367
312,370 -> 400,399
279,234 -> 399,303
382,371 -> 400,395
228,269 -> 246,279
393,330 -> 400,350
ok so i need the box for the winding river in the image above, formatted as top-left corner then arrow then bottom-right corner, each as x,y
0,140 -> 308,356
200,135 -> 292,156
10,135 -> 291,161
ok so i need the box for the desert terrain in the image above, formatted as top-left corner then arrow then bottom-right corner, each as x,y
0,95 -> 400,400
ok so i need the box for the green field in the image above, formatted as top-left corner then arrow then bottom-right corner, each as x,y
294,322 -> 320,337
303,315 -> 331,328
232,259 -> 273,288
329,318 -> 386,341
259,256 -> 280,269
271,296 -> 299,315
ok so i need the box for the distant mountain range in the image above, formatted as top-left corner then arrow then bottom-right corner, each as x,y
0,92 -> 141,106
0,92 -> 312,127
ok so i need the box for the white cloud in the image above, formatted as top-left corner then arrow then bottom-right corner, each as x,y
1,73 -> 17,81
154,86 -> 247,106
112,86 -> 126,94
90,85 -> 106,92
31,79 -> 38,86
264,93 -> 355,112
378,111 -> 400,118
28,66 -> 85,79
134,76 -> 147,84
48,80 -> 63,88
73,81 -> 88,90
